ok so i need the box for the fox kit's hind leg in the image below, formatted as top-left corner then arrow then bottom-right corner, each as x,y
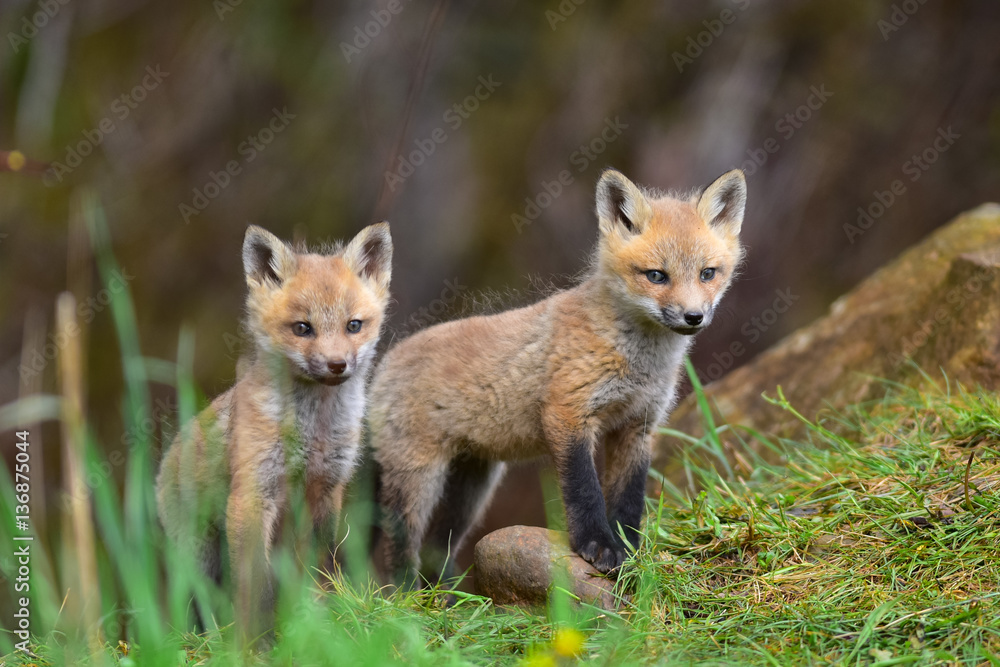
602,422 -> 651,552
156,412 -> 229,624
378,454 -> 449,586
423,454 -> 506,582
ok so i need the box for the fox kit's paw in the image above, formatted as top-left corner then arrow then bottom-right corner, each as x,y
574,530 -> 626,574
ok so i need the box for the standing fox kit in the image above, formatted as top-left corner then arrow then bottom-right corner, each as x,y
156,223 -> 392,641
370,169 -> 746,579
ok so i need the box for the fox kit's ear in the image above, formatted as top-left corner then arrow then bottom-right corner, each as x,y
596,169 -> 653,238
343,222 -> 392,296
243,225 -> 298,288
698,169 -> 746,237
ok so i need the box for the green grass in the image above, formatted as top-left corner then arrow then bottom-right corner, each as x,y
3,197 -> 1000,665
632,386 -> 1000,665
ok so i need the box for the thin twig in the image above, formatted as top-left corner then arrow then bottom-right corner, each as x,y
372,0 -> 451,220
964,449 -> 975,511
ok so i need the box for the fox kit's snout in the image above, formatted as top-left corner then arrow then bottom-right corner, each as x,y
157,222 -> 392,645
370,168 -> 745,582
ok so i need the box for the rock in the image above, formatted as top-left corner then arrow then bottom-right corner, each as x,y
473,525 -> 618,609
655,204 -> 1000,480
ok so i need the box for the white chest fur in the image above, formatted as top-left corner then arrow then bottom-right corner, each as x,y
249,378 -> 367,492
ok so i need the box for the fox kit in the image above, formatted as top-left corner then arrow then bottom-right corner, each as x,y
156,223 -> 392,641
370,169 -> 745,581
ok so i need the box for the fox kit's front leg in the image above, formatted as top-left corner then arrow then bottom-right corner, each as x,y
603,422 -> 653,551
306,481 -> 346,573
545,400 -> 625,572
551,433 -> 625,572
226,475 -> 280,646
227,416 -> 287,646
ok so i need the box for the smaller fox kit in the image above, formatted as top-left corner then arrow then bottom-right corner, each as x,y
370,169 -> 745,581
156,223 -> 392,642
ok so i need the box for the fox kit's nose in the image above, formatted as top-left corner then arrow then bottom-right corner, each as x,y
327,359 -> 347,375
684,312 -> 704,326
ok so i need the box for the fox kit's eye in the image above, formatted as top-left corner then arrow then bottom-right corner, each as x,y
700,268 -> 717,282
645,270 -> 668,284
346,319 -> 363,334
292,322 -> 313,337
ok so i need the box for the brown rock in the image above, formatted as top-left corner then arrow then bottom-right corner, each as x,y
473,525 -> 618,609
655,204 -> 1000,483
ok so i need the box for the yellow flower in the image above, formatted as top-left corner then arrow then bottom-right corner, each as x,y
7,150 -> 26,171
521,653 -> 556,667
553,628 -> 586,657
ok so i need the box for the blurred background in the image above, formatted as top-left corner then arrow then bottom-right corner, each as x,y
1,0 -> 999,579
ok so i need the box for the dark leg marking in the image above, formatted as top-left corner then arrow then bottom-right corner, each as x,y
606,451 -> 650,551
558,439 -> 625,573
